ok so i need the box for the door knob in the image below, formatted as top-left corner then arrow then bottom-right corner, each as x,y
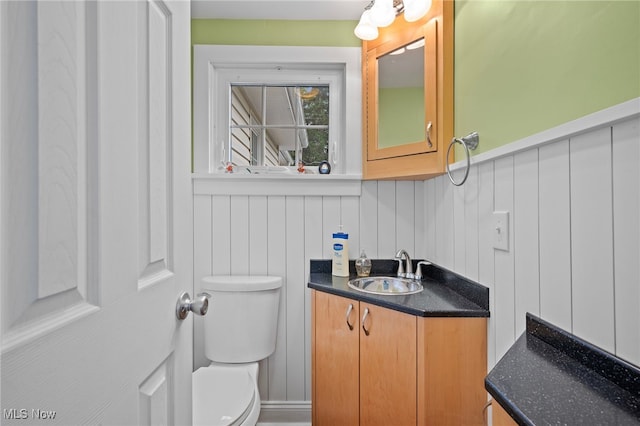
176,292 -> 210,320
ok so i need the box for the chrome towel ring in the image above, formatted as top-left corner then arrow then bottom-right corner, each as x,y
446,132 -> 479,186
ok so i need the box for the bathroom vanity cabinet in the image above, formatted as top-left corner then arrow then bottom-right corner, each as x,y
362,0 -> 453,180
311,290 -> 487,426
312,291 -> 417,425
491,402 -> 517,426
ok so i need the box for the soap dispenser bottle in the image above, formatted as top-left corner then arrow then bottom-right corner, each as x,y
355,249 -> 372,277
332,226 -> 349,277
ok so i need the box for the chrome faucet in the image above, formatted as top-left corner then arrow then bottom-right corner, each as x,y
394,249 -> 414,279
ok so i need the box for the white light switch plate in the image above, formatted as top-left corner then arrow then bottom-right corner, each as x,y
492,211 -> 510,251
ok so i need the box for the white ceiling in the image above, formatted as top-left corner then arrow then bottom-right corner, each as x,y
191,0 -> 368,20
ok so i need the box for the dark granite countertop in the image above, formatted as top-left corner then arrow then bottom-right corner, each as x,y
307,259 -> 489,318
486,313 -> 640,425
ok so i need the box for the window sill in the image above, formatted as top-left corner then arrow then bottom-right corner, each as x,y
192,173 -> 362,196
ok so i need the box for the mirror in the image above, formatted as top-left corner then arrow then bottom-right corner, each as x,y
364,18 -> 437,164
377,38 -> 425,149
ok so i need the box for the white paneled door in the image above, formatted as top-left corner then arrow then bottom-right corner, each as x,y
1,1 -> 192,425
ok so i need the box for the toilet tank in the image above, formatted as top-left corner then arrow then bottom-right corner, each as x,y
202,275 -> 282,363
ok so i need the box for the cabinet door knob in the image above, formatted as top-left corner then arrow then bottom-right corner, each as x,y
362,307 -> 370,336
345,303 -> 355,330
426,121 -> 433,148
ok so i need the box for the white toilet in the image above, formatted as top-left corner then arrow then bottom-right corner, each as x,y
193,275 -> 282,426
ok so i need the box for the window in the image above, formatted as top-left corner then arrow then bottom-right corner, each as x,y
193,45 -> 362,179
214,66 -> 340,174
229,84 -> 330,168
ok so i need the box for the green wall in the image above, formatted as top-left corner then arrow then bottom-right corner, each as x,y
455,0 -> 640,155
192,19 -> 360,47
193,1 -> 640,157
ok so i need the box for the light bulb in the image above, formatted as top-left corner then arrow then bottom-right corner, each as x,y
354,10 -> 379,40
369,0 -> 395,28
403,0 -> 432,22
406,38 -> 425,50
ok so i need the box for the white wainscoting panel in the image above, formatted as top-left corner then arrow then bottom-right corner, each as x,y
452,170 -> 466,272
414,181 -> 427,259
513,149 -> 540,335
493,156 -> 516,360
570,128 -> 616,353
427,111 -> 640,370
396,181 -> 416,256
435,173 -> 454,268
424,179 -> 437,261
360,180 -> 379,258
477,160 -> 496,367
267,196 -> 287,401
377,181 -> 398,259
193,181 -> 426,406
464,166 -> 480,282
612,117 -> 640,365
538,140 -> 572,332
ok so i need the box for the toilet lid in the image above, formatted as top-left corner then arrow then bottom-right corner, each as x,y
193,367 -> 256,426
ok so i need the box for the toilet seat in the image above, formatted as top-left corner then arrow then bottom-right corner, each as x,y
193,365 -> 258,426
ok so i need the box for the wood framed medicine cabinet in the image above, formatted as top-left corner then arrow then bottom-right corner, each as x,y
362,0 -> 453,180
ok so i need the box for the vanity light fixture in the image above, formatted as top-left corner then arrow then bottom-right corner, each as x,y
354,9 -> 378,40
354,0 -> 432,40
403,0 -> 432,22
369,0 -> 395,27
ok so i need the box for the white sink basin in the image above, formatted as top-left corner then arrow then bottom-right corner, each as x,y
348,276 -> 423,295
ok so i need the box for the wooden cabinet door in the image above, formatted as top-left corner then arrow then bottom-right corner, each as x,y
417,317 -> 487,426
492,402 -> 518,426
359,303 -> 417,426
312,291 -> 360,426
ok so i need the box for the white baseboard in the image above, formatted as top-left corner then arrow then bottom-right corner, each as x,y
257,401 -> 311,424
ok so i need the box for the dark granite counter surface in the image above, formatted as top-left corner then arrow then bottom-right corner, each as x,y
486,313 -> 640,425
308,259 -> 489,318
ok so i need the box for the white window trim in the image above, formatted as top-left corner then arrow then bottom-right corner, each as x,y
192,172 -> 362,196
193,45 -> 362,195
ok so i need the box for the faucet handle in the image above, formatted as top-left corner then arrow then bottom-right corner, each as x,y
415,261 -> 432,280
395,258 -> 405,278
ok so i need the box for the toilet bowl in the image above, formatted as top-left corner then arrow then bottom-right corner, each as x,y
192,276 -> 282,426
193,363 -> 260,426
